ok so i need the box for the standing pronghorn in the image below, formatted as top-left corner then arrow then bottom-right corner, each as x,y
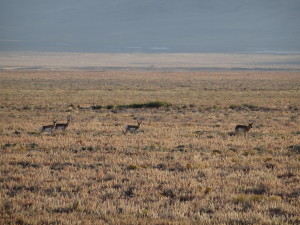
124,121 -> 142,134
40,120 -> 57,133
235,122 -> 253,136
55,116 -> 71,132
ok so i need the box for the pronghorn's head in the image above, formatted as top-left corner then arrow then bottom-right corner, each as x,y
248,122 -> 253,128
53,120 -> 57,125
137,121 -> 142,126
67,115 -> 72,122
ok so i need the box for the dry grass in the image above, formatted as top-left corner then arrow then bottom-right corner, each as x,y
0,71 -> 300,225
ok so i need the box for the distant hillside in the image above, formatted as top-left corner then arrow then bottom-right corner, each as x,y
0,0 -> 299,52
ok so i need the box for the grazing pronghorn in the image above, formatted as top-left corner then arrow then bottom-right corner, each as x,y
55,116 -> 71,132
235,122 -> 253,136
124,121 -> 142,134
40,120 -> 57,133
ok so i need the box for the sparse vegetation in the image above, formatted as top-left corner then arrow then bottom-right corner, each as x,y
229,104 -> 258,110
0,70 -> 299,224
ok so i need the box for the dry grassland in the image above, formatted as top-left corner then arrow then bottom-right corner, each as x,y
0,71 -> 300,225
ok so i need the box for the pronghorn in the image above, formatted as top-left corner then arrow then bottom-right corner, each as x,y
40,120 -> 57,133
235,122 -> 253,136
124,121 -> 142,134
55,116 -> 71,132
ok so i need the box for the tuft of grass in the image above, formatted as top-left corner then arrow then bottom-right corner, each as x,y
27,143 -> 38,149
124,187 -> 136,198
13,131 -> 21,135
253,146 -> 267,155
235,194 -> 264,204
127,164 -> 140,170
212,149 -> 222,154
229,104 -> 258,110
68,104 -> 76,109
186,163 -> 193,170
71,200 -> 81,211
288,145 -> 300,154
162,189 -> 176,198
267,195 -> 282,202
3,143 -> 17,149
22,105 -> 32,110
204,187 -> 212,195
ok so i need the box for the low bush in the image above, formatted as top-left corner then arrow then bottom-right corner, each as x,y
229,104 -> 258,110
91,105 -> 102,110
114,101 -> 171,109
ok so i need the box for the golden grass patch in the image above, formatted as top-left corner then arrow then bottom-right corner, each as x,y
0,71 -> 300,224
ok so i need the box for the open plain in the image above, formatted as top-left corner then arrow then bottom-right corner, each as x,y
0,67 -> 300,224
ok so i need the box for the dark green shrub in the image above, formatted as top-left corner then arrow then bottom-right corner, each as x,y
229,104 -> 241,110
106,105 -> 114,109
128,103 -> 145,108
91,105 -> 102,110
144,101 -> 171,108
111,101 -> 171,110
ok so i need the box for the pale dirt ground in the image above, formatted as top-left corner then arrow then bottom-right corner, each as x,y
0,52 -> 300,71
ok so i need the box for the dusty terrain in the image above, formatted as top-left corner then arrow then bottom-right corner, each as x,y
0,70 -> 300,224
1,52 -> 300,71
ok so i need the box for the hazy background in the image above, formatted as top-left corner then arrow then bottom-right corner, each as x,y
1,0 -> 300,53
